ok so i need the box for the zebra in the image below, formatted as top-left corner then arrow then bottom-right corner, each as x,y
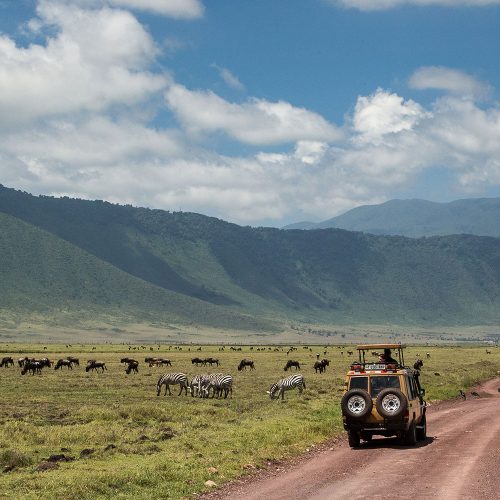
156,373 -> 189,396
267,374 -> 306,400
189,374 -> 208,397
202,374 -> 233,399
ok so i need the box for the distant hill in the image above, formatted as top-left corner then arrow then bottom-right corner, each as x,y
283,198 -> 500,237
3,185 -> 500,328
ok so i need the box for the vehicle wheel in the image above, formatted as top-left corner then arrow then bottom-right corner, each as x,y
416,414 -> 427,441
375,388 -> 407,420
403,422 -> 417,446
341,389 -> 373,420
348,430 -> 360,448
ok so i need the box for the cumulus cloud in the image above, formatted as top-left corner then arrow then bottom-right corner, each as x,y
332,0 -> 500,10
165,84 -> 342,145
352,89 -> 430,145
409,66 -> 490,99
0,1 -> 166,127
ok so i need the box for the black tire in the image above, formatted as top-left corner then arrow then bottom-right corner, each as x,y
348,430 -> 360,448
416,414 -> 427,441
341,389 -> 373,420
375,388 -> 407,420
403,422 -> 417,446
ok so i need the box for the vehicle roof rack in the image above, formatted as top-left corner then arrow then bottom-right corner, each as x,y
356,344 -> 405,350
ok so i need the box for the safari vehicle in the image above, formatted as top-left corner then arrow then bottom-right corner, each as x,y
341,344 -> 426,448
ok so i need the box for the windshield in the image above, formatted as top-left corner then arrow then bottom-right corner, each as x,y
370,376 -> 400,397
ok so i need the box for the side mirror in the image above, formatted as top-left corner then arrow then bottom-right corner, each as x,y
419,388 -> 426,396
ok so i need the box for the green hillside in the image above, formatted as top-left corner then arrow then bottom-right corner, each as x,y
284,198 -> 500,237
2,185 -> 500,327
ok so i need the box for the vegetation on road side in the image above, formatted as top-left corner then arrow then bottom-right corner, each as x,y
0,343 -> 498,499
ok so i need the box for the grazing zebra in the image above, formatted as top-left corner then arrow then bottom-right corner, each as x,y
125,360 -> 139,374
189,374 -> 207,397
0,357 -> 14,367
86,361 -> 107,373
202,374 -> 233,399
284,360 -> 301,371
156,373 -> 189,396
267,374 -> 306,400
54,359 -> 73,370
237,359 -> 255,371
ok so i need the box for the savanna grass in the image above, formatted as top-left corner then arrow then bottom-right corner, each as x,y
0,343 -> 498,499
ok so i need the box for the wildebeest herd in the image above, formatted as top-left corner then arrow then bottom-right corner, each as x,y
0,351 -> 337,401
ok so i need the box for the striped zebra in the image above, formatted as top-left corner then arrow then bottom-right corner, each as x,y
189,374 -> 208,397
267,374 -> 305,400
202,373 -> 233,399
156,372 -> 189,396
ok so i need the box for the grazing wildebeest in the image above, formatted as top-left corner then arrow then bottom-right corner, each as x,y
426,352 -> 431,359
0,357 -> 14,367
67,356 -> 79,366
191,357 -> 205,366
486,349 -> 492,354
237,359 -> 255,371
39,358 -> 52,368
21,361 -> 42,375
204,357 -> 219,367
121,357 -> 137,364
55,359 -> 73,370
86,361 -> 107,373
125,360 -> 139,374
284,360 -> 301,371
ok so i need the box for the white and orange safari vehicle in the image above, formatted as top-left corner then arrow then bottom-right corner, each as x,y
341,344 -> 426,448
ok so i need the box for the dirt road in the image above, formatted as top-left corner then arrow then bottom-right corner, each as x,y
206,378 -> 500,500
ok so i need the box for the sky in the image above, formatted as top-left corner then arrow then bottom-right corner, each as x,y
1,0 -> 500,226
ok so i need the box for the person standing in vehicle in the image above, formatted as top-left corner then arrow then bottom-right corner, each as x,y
379,348 -> 397,364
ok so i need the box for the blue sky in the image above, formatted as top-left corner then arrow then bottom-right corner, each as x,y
1,0 -> 500,226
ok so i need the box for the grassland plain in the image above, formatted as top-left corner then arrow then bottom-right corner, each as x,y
0,344 -> 498,499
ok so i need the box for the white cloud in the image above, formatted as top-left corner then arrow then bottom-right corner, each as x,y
332,0 -> 500,10
211,64 -> 245,91
409,66 -> 490,99
58,0 -> 204,18
165,84 -> 342,145
0,1 -> 167,127
352,89 -> 429,144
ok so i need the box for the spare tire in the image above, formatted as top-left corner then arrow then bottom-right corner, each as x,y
341,389 -> 373,419
375,388 -> 407,420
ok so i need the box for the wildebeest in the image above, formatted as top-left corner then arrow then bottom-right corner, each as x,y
284,360 -> 301,371
21,361 -> 43,375
426,352 -> 431,359
486,349 -> 492,354
204,357 -> 219,367
237,359 -> 255,371
86,361 -> 107,373
125,360 -> 139,374
314,359 -> 330,373
67,356 -> 79,366
347,351 -> 353,356
191,357 -> 205,366
0,356 -> 14,367
121,357 -> 137,364
54,359 -> 73,370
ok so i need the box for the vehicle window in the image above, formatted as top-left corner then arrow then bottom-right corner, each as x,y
370,376 -> 400,397
349,376 -> 368,391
